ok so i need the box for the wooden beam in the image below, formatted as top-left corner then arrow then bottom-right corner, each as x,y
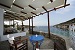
47,12 -> 50,39
6,12 -> 24,20
13,3 -> 24,9
22,21 -> 24,31
21,11 -> 27,14
29,19 -> 30,34
42,6 -> 47,12
28,5 -> 36,10
20,16 -> 27,20
32,17 -> 33,34
13,20 -> 14,28
40,4 -> 70,15
0,3 -> 10,8
5,14 -> 17,20
31,12 -> 37,16
50,0 -> 53,2
22,4 -> 70,20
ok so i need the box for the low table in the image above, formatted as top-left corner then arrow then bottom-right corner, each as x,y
29,35 -> 44,50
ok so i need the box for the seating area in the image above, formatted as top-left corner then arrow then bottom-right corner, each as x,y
0,31 -> 67,50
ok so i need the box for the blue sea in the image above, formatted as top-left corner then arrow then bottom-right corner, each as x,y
33,26 -> 69,37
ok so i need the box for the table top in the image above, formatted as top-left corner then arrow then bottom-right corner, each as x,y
29,35 -> 44,42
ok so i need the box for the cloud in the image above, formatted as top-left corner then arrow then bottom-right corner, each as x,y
55,0 -> 75,14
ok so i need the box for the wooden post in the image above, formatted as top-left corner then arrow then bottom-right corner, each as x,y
9,20 -> 11,25
22,21 -> 24,31
29,19 -> 30,34
32,17 -> 33,34
47,12 -> 50,39
17,22 -> 18,30
13,20 -> 14,28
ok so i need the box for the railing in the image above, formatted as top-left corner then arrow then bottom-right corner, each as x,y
50,34 -> 67,50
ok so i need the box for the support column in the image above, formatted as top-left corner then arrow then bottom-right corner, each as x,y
22,21 -> 24,31
47,12 -> 50,39
17,22 -> 18,30
13,20 -> 14,28
32,17 -> 33,34
29,19 -> 30,34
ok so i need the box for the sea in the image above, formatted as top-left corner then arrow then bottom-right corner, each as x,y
33,26 -> 69,37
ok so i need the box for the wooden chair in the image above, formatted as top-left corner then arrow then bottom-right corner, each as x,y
11,36 -> 28,50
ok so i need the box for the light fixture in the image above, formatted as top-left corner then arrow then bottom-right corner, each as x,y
11,5 -> 12,8
13,0 -> 16,3
47,2 -> 51,4
4,11 -> 6,12
32,0 -> 35,2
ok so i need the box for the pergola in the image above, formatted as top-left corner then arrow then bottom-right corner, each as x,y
0,0 -> 70,38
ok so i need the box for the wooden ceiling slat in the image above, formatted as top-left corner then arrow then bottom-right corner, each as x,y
15,16 -> 24,20
31,12 -> 37,16
0,3 -> 10,8
5,14 -> 18,20
21,11 -> 27,14
5,12 -> 24,20
20,16 -> 26,20
6,12 -> 14,16
13,3 -> 24,9
28,5 -> 36,10
42,6 -> 47,12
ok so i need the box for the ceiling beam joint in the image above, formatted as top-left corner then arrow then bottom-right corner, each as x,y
54,8 -> 56,11
64,0 -> 67,8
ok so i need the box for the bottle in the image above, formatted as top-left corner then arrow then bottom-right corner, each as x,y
36,34 -> 38,37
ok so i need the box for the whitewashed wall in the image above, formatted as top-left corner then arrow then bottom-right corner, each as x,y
69,24 -> 75,32
0,8 -> 26,41
69,23 -> 75,50
0,8 -> 4,41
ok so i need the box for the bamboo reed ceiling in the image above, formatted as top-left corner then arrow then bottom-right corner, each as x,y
0,0 -> 69,20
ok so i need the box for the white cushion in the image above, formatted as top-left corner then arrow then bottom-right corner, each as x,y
8,36 -> 14,44
17,43 -> 23,47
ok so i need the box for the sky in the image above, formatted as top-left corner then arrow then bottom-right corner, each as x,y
4,0 -> 75,26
